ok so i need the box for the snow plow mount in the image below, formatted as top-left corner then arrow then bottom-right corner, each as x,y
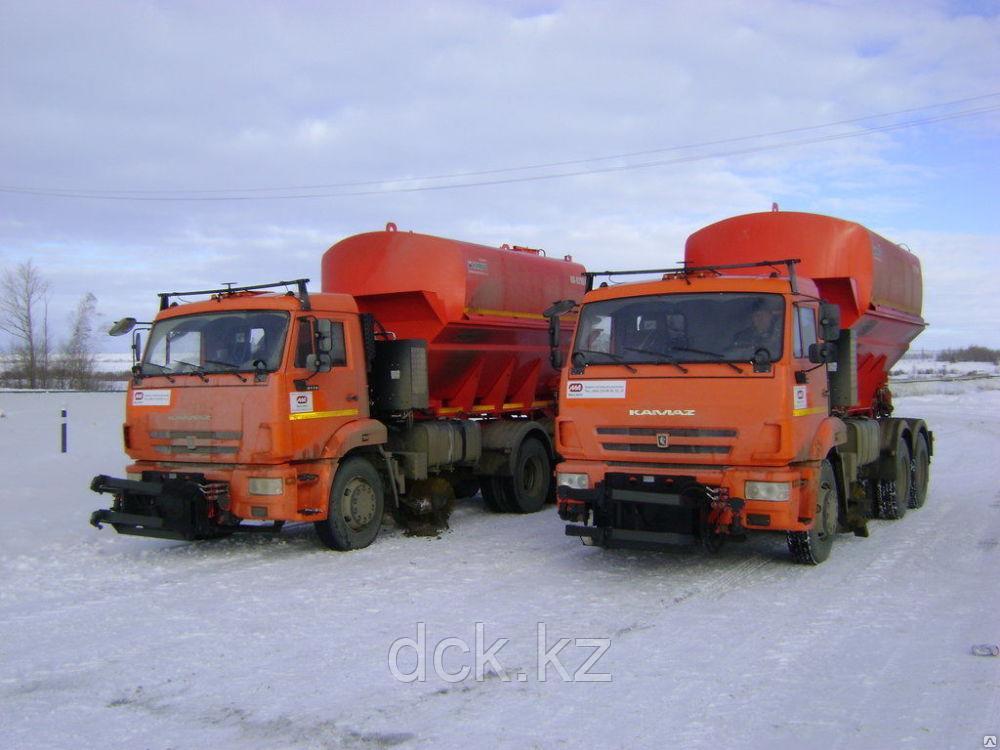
557,475 -> 746,550
90,472 -> 246,541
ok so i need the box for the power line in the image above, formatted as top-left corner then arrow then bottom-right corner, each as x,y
2,94 -> 999,202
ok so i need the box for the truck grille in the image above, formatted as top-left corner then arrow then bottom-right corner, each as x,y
149,430 -> 241,455
597,426 -> 736,457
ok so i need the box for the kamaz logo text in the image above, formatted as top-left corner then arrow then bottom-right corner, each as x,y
628,409 -> 696,417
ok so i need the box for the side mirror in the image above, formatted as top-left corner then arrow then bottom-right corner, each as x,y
315,319 -> 333,354
809,342 -> 838,364
818,302 -> 841,341
306,353 -> 331,373
109,317 -> 137,336
544,299 -> 576,370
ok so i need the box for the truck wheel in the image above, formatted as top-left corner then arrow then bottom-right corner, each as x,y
788,459 -> 837,565
908,434 -> 930,509
878,438 -> 911,520
314,456 -> 384,550
480,477 -> 512,513
502,437 -> 551,514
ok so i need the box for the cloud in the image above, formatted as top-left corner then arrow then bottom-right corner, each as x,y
0,0 -> 998,348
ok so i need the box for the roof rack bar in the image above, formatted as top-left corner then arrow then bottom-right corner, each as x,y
585,259 -> 801,292
158,278 -> 312,311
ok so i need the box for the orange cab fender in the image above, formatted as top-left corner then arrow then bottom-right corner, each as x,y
808,416 -> 847,461
321,418 -> 389,462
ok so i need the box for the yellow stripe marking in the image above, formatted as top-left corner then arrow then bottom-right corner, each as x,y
437,407 -> 463,415
792,406 -> 827,417
472,405 -> 496,412
289,408 -> 359,421
502,402 -> 525,409
464,307 -> 546,320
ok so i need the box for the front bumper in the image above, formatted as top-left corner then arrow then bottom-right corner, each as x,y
555,461 -> 814,545
90,473 -> 234,540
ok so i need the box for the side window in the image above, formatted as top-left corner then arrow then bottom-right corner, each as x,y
294,318 -> 315,368
794,305 -> 818,359
293,318 -> 348,368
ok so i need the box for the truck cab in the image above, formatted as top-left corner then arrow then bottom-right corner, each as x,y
92,282 -> 387,544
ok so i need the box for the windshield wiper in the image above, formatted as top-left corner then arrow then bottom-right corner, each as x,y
173,360 -> 209,382
138,362 -> 175,382
573,349 -> 637,374
667,346 -> 745,374
623,347 -> 689,374
203,359 -> 249,382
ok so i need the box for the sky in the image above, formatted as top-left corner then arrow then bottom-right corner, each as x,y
1,0 -> 999,352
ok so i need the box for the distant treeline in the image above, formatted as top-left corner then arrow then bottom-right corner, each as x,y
937,346 -> 1000,365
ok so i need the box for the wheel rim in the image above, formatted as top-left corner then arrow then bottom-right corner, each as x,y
816,471 -> 836,541
341,477 -> 376,531
520,453 -> 543,495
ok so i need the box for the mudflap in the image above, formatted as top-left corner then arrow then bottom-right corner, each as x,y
90,473 -> 233,541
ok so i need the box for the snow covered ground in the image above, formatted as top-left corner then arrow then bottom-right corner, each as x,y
1,380 -> 998,749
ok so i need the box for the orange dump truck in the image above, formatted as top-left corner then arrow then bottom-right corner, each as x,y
90,224 -> 586,549
554,210 -> 932,563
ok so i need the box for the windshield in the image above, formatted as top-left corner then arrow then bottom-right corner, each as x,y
142,311 -> 289,375
573,293 -> 784,365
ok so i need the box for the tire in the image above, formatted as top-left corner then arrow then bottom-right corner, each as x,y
480,476 -> 512,513
878,438 -> 911,520
788,459 -> 837,565
499,437 -> 551,514
908,434 -> 930,509
314,456 -> 384,550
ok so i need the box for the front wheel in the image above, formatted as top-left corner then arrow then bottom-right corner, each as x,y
314,456 -> 384,550
788,459 -> 837,565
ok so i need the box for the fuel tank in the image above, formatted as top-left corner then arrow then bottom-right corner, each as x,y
322,225 -> 587,416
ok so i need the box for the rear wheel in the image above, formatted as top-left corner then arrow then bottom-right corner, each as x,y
314,457 -> 384,550
499,437 -> 551,514
878,438 -> 911,520
480,477 -> 512,513
908,434 -> 930,509
788,459 -> 837,565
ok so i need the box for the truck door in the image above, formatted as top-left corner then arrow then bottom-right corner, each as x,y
287,315 -> 368,460
791,303 -> 827,424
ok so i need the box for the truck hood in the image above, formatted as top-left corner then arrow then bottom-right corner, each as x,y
124,381 -> 290,466
558,371 -> 792,468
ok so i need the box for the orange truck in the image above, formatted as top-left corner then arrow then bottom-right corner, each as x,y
553,210 -> 932,564
90,225 -> 586,549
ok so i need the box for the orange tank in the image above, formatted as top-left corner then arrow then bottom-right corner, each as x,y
322,225 -> 587,417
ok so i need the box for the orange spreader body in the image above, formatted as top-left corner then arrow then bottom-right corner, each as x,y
322,228 -> 587,417
686,211 -> 926,413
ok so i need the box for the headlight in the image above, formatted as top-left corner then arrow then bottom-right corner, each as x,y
557,473 -> 589,490
745,481 -> 791,501
248,477 -> 284,496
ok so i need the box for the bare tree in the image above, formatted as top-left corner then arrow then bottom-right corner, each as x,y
60,292 -> 100,390
0,260 -> 51,388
